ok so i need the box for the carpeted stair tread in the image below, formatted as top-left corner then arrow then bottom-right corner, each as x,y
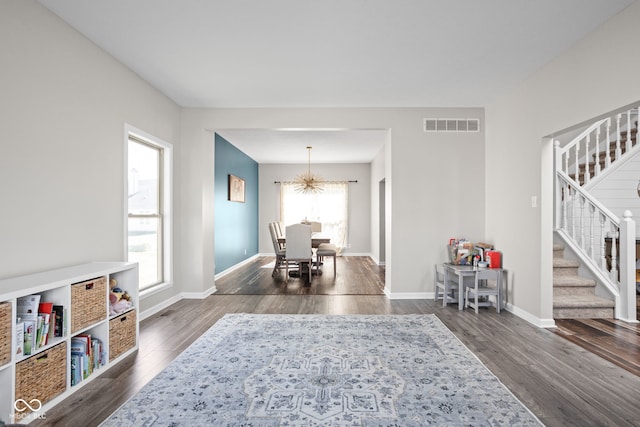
553,258 -> 579,268
553,294 -> 615,308
553,276 -> 596,287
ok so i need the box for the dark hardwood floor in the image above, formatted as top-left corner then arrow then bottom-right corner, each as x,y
36,257 -> 640,427
214,255 -> 385,295
552,297 -> 640,377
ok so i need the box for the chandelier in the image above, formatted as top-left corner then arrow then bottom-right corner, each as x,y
294,146 -> 324,193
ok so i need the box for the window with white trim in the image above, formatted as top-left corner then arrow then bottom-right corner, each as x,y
280,181 -> 348,250
126,128 -> 172,292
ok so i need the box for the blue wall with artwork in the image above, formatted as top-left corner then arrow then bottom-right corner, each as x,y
214,134 -> 259,274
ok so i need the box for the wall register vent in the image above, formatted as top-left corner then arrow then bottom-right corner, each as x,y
423,118 -> 480,133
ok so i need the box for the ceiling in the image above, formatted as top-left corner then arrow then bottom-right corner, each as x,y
216,129 -> 387,164
38,0 -> 634,163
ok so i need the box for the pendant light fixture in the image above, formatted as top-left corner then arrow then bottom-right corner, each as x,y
294,146 -> 324,193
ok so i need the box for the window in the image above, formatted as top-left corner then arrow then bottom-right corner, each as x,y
126,126 -> 172,292
280,181 -> 348,249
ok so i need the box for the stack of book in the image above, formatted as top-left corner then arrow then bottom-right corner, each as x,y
16,294 -> 66,356
70,334 -> 105,386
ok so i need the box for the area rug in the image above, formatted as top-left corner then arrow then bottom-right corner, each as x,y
102,314 -> 542,426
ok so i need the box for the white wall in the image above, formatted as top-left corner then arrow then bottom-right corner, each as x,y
0,2 -> 182,312
179,107 -> 485,298
485,1 -> 640,325
258,163 -> 371,255
370,144 -> 387,264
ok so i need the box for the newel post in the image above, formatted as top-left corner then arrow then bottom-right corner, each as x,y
554,141 -> 561,229
619,210 -> 637,322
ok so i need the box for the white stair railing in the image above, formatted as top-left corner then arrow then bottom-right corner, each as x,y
555,143 -> 637,322
556,107 -> 639,187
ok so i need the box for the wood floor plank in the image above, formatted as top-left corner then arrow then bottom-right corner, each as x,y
553,297 -> 640,378
33,257 -> 640,427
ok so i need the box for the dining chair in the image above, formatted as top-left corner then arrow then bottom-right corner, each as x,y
285,223 -> 313,283
465,268 -> 501,313
434,264 -> 457,307
308,221 -> 322,233
274,221 -> 286,250
301,219 -> 322,233
268,223 -> 287,278
316,243 -> 337,277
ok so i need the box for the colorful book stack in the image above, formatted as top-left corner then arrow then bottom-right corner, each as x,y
70,334 -> 105,386
16,294 -> 65,356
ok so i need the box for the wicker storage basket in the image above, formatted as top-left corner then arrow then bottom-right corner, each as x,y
109,310 -> 136,361
15,342 -> 67,412
0,302 -> 11,366
71,276 -> 107,333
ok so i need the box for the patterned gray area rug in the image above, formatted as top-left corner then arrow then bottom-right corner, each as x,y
102,314 -> 543,426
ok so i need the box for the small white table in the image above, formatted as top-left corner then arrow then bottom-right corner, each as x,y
442,263 -> 504,311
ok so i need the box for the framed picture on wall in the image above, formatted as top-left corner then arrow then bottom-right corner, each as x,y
228,174 -> 245,203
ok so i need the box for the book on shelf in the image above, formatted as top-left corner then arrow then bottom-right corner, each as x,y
52,305 -> 64,338
17,294 -> 41,321
71,337 -> 90,381
38,302 -> 53,346
35,315 -> 44,349
70,354 -> 82,386
23,320 -> 36,356
71,333 -> 105,381
39,313 -> 51,347
15,320 -> 24,357
91,338 -> 105,370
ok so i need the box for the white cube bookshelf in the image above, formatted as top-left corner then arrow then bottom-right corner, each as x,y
0,262 -> 138,424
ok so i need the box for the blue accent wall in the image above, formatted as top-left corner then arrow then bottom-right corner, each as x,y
214,134 -> 259,274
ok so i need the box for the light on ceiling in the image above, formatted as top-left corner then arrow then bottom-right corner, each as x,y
294,146 -> 324,193
637,180 -> 640,198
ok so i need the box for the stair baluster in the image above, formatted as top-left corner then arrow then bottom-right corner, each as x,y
615,114 -> 622,160
574,142 -> 580,184
584,134 -> 590,185
594,127 -> 601,176
570,186 -> 576,241
599,213 -> 607,272
561,184 -> 568,230
626,111 -> 632,153
589,203 -> 595,259
605,118 -> 611,168
609,230 -> 618,282
579,193 -> 586,249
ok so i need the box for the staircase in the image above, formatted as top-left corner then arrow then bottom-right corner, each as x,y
553,243 -> 615,318
578,127 -> 637,185
554,107 -> 640,322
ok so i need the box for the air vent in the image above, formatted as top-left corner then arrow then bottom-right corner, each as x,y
423,118 -> 480,133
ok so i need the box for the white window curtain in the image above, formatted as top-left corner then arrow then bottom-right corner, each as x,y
280,181 -> 348,251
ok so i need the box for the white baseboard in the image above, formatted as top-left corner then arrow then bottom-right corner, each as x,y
340,252 -> 373,257
140,284 -> 218,321
386,291 -> 433,300
181,284 -> 217,299
504,302 -> 555,328
215,254 -> 260,279
140,293 -> 182,321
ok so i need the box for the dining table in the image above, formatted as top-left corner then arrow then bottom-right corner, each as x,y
277,233 -> 331,248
